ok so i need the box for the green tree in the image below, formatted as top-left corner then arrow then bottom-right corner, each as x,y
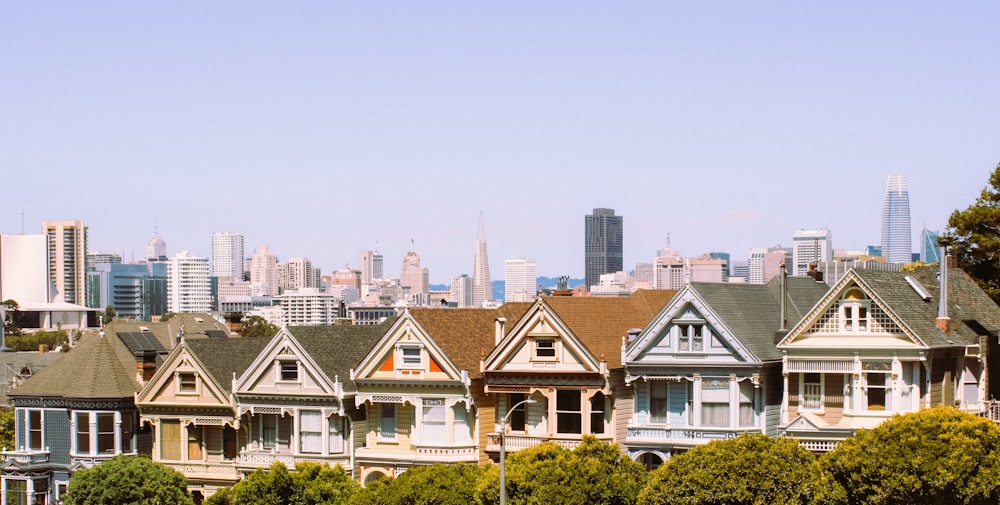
637,433 -> 814,505
63,454 -> 193,505
242,315 -> 279,338
2,299 -> 21,337
812,406 -> 1000,505
946,162 -> 1000,303
349,463 -> 484,505
0,408 -> 14,451
206,461 -> 358,505
4,329 -> 68,352
476,435 -> 646,505
103,304 -> 116,324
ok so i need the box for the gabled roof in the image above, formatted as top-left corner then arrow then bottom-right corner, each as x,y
285,320 -> 395,393
532,290 -> 676,369
690,277 -> 829,361
780,266 -> 1000,348
10,333 -> 138,399
184,337 -> 272,394
407,307 -> 530,379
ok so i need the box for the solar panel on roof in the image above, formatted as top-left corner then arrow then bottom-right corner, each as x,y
117,332 -> 168,356
205,330 -> 229,339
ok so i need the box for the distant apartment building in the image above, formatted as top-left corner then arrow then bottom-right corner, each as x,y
86,252 -> 121,271
584,208 -> 623,288
653,242 -> 685,290
632,263 -> 654,290
358,250 -> 384,285
211,232 -> 245,278
688,255 -> 728,283
504,258 -> 537,302
590,271 -> 630,297
450,274 -> 474,307
792,228 -> 832,276
279,257 -> 319,293
88,262 -> 168,321
747,248 -> 787,284
43,220 -> 88,305
278,288 -> 339,325
249,245 -> 279,296
332,268 -> 362,293
400,251 -> 429,305
0,234 -> 51,305
166,251 -> 212,313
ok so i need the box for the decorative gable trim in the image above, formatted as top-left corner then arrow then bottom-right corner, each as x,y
234,326 -> 339,396
351,311 -> 465,383
483,300 -> 601,373
625,286 -> 758,365
136,343 -> 232,408
778,270 -> 926,348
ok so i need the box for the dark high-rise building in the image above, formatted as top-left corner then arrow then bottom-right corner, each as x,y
584,208 -> 623,288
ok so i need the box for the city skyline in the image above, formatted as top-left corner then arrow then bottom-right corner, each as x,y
3,3 -> 998,283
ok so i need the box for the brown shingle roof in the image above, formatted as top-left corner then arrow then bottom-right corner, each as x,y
542,290 -> 677,368
408,308 -> 512,379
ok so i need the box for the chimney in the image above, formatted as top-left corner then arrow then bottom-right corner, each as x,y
775,262 -> 789,344
495,317 -> 506,345
936,244 -> 950,334
807,262 -> 824,283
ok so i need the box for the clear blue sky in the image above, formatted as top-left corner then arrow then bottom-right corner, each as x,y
2,3 -> 998,283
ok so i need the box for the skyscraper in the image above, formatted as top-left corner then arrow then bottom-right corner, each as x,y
146,230 -> 166,261
43,220 -> 88,305
920,228 -> 941,264
505,258 -> 537,302
472,212 -> 492,306
166,251 -> 211,313
211,232 -> 245,278
881,174 -> 912,264
250,245 -> 279,296
358,249 -> 384,284
401,251 -> 429,305
585,208 -> 623,288
450,274 -> 474,308
792,229 -> 832,276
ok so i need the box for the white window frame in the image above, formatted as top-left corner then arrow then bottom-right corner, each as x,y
299,410 -> 323,454
24,409 -> 44,451
677,323 -> 705,352
840,290 -> 871,332
176,371 -> 199,394
328,415 -> 345,454
378,403 -> 398,441
532,337 -> 558,361
421,399 -> 447,445
278,360 -> 300,383
649,382 -> 668,424
799,373 -> 825,412
555,390 -> 582,434
399,346 -> 422,369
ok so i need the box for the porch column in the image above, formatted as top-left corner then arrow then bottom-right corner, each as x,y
692,375 -> 702,427
729,375 -> 738,428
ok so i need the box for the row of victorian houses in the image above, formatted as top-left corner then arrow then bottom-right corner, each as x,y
3,262 -> 999,504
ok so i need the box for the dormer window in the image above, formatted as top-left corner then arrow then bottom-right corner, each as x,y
177,372 -> 197,393
533,338 -> 557,360
279,360 -> 299,382
678,324 -> 704,352
401,346 -> 422,368
840,289 -> 871,332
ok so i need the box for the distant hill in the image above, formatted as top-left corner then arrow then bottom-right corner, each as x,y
430,277 -> 585,302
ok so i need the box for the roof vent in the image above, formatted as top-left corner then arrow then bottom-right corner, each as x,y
904,276 -> 932,301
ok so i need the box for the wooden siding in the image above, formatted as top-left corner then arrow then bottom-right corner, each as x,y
610,372 -> 631,453
477,390 -> 496,465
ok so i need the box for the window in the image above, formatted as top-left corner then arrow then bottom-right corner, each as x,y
701,380 -> 730,427
453,404 -> 471,444
840,289 -> 870,332
121,412 -> 135,453
178,372 -> 197,393
328,416 -> 344,454
188,424 -> 203,460
401,347 -> 421,368
739,381 -> 755,427
678,324 -> 704,352
161,420 -> 181,460
97,413 -> 115,453
534,338 -> 556,359
76,412 -> 90,453
223,426 -> 238,459
505,393 -> 527,432
262,414 -> 278,450
866,373 -> 889,411
422,399 -> 447,444
279,361 -> 299,382
801,373 -> 823,411
649,383 -> 668,424
590,393 -> 606,434
556,390 -> 582,434
379,404 -> 397,440
299,411 -> 322,454
27,410 -> 42,450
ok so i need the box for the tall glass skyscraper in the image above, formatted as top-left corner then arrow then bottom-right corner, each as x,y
584,208 -> 623,288
881,174 -> 912,264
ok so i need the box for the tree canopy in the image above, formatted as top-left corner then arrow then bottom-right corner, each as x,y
476,435 -> 646,505
638,433 -> 815,505
63,454 -> 193,505
349,463 -> 484,505
242,315 -> 280,338
812,406 -> 1000,505
205,461 -> 358,505
946,162 -> 1000,303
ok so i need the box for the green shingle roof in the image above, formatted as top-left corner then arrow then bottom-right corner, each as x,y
287,320 -> 395,393
9,333 -> 139,399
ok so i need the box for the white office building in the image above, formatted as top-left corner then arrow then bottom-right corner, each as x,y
450,274 -> 474,307
166,251 -> 212,313
211,232 -> 245,278
792,229 -> 833,276
504,258 -> 537,302
278,288 -> 339,326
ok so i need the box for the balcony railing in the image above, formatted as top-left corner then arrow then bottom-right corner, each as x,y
979,400 -> 1000,423
238,451 -> 347,470
626,425 -> 748,443
1,448 -> 50,466
172,461 -> 241,479
485,433 -> 611,453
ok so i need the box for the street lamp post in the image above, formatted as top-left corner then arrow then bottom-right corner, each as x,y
500,397 -> 536,505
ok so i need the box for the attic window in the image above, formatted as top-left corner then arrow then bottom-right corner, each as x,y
401,347 -> 422,368
279,360 -> 299,382
840,290 -> 871,332
533,338 -> 557,360
178,372 -> 197,393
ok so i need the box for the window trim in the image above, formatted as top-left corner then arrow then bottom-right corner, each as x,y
278,360 -> 300,383
677,323 -> 706,353
399,346 -> 423,369
177,371 -> 199,394
555,390 -> 582,435
799,373 -> 825,413
378,403 -> 398,442
531,337 -> 558,361
25,409 -> 43,451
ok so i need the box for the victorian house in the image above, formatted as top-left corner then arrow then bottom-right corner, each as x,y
481,291 -> 675,460
1,328 -> 168,505
622,276 -> 828,468
350,306 -> 530,485
777,264 -> 1000,451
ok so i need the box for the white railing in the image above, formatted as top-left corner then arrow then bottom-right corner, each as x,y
796,439 -> 840,453
173,461 -> 241,479
485,434 -> 610,453
238,451 -> 341,469
980,400 -> 1000,423
1,449 -> 49,465
626,426 -> 745,442
414,444 -> 477,459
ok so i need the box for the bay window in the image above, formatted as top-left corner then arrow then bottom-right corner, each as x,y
739,381 -> 755,427
422,399 -> 447,444
161,420 -> 181,460
590,393 -> 606,434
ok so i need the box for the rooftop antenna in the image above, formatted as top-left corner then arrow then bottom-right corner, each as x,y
20,209 -> 25,234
